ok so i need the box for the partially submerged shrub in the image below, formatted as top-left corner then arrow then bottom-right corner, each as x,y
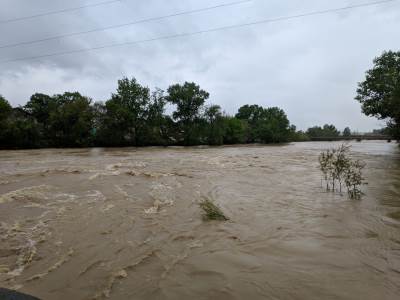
344,159 -> 366,199
332,144 -> 352,193
319,144 -> 351,192
199,199 -> 228,221
318,149 -> 334,191
319,144 -> 367,199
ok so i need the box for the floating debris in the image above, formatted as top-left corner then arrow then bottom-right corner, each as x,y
199,199 -> 228,221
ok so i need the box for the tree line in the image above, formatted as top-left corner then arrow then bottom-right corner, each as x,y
1,78 -> 310,149
1,48 -> 398,150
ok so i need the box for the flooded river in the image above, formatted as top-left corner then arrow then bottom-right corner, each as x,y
0,141 -> 399,300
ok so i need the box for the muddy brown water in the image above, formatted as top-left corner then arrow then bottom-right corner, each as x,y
0,141 -> 399,300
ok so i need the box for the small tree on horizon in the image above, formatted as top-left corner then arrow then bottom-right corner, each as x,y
343,127 -> 351,137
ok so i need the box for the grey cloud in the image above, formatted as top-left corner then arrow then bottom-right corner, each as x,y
0,0 -> 399,131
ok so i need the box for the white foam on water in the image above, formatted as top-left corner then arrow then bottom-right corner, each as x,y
88,171 -> 120,180
86,190 -> 107,203
144,183 -> 175,214
0,185 -> 53,204
27,248 -> 74,281
101,204 -> 115,213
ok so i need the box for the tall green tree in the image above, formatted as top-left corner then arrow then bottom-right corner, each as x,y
236,105 -> 291,143
235,104 -> 264,142
24,93 -> 54,125
8,108 -> 42,148
166,82 -> 209,145
356,51 -> 400,140
222,116 -> 248,144
204,105 -> 225,145
323,124 -> 340,136
24,93 -> 55,144
257,107 -> 291,143
0,96 -> 42,148
0,95 -> 12,120
102,77 -> 151,146
144,88 -> 168,145
306,124 -> 340,138
0,95 -> 12,147
48,92 -> 93,147
343,127 -> 351,137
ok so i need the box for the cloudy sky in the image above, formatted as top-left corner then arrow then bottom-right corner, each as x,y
0,0 -> 399,131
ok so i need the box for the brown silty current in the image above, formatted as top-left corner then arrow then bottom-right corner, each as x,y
0,141 -> 399,300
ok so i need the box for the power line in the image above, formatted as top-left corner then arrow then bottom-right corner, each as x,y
0,0 -> 252,49
1,0 -> 398,64
0,0 -> 122,25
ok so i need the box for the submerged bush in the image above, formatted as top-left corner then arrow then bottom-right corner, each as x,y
199,199 -> 228,221
318,148 -> 335,191
344,159 -> 366,199
319,144 -> 367,199
332,144 -> 352,193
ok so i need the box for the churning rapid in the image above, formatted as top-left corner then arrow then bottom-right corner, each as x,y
0,142 -> 399,300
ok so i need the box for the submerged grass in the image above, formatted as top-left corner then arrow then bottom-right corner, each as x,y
199,199 -> 228,221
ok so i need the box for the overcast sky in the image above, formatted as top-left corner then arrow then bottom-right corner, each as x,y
0,0 -> 399,131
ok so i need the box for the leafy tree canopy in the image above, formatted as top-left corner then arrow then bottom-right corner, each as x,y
166,82 -> 209,123
343,127 -> 351,137
1,78 -> 299,148
102,77 -> 154,146
49,92 -> 93,147
307,124 -> 340,138
166,82 -> 209,145
0,95 -> 12,121
236,105 -> 291,143
356,51 -> 400,139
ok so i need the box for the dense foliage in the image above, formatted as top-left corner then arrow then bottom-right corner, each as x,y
235,105 -> 293,143
356,51 -> 400,140
343,127 -> 351,137
306,124 -> 340,138
0,78 -> 307,149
